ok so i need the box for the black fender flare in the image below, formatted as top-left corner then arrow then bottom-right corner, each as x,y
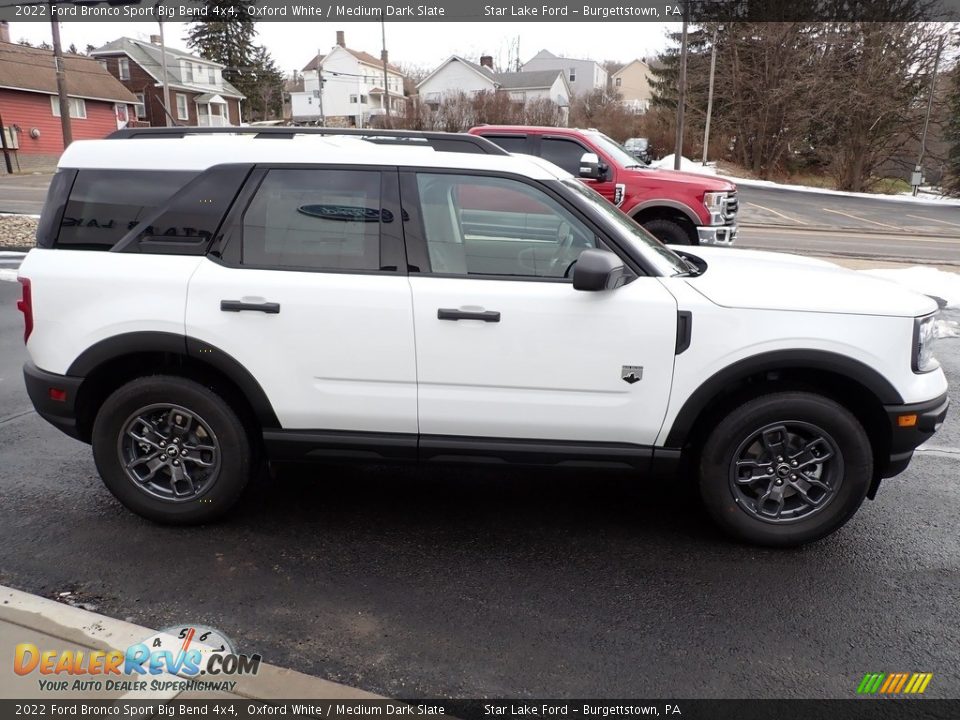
67,331 -> 280,429
663,349 -> 903,448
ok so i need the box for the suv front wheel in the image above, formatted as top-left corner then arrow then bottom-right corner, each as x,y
699,392 -> 872,547
92,376 -> 253,524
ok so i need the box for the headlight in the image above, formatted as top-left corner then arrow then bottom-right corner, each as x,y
913,313 -> 940,373
703,192 -> 726,212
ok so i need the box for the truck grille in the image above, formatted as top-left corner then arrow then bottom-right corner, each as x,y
723,192 -> 738,222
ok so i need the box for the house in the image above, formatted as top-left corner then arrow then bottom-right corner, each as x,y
91,36 -> 244,127
0,34 -> 137,172
417,56 -> 570,113
290,31 -> 407,126
611,59 -> 654,113
521,49 -> 607,97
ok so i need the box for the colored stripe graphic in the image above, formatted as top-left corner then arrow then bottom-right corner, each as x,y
857,672 -> 932,694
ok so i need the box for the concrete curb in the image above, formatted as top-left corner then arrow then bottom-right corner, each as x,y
739,222 -> 960,240
0,584 -> 382,701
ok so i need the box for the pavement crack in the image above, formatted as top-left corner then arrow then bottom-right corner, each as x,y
0,408 -> 35,425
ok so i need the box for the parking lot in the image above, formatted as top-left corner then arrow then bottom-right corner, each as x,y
1,272 -> 958,699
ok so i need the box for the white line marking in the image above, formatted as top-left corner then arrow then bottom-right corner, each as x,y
905,213 -> 960,230
822,207 -> 905,230
745,201 -> 809,225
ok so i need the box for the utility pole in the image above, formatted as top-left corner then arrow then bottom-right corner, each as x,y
381,19 -> 391,126
49,1 -> 73,148
702,26 -> 718,166
913,34 -> 945,196
317,50 -> 326,127
673,3 -> 689,171
158,13 -> 172,126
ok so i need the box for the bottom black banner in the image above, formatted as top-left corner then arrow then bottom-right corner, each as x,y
2,699 -> 958,720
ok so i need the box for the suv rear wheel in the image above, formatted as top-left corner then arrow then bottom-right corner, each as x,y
698,392 -> 872,547
92,375 -> 253,524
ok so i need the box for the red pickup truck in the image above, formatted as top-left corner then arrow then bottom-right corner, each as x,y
468,125 -> 738,246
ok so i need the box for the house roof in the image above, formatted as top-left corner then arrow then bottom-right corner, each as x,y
612,59 -> 652,77
416,55 -> 496,90
494,70 -> 563,90
91,37 -> 244,99
302,47 -> 403,75
0,42 -> 136,103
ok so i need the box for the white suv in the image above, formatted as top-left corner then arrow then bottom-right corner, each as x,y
16,128 -> 949,546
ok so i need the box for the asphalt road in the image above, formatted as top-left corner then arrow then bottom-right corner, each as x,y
1,277 -> 958,699
0,174 -> 50,216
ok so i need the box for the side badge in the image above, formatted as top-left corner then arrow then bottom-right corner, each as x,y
613,183 -> 627,207
622,366 -> 643,384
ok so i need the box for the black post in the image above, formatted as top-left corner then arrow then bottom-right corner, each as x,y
0,111 -> 14,174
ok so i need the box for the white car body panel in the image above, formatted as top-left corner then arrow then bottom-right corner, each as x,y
18,249 -> 202,375
185,259 -> 418,433
408,275 -> 678,444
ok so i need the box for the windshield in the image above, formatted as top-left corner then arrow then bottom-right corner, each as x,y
589,132 -> 648,168
560,178 -> 690,277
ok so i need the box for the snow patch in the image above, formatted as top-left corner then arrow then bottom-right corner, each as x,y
0,251 -> 27,258
651,155 -> 718,175
717,172 -> 960,206
0,268 -> 19,282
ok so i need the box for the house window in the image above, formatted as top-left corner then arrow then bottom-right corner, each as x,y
569,67 -> 576,82
118,58 -> 130,81
615,77 -> 622,87
183,62 -> 193,82
360,95 -> 367,104
50,96 -> 86,119
176,93 -> 189,120
134,92 -> 146,118
350,95 -> 358,103
207,66 -> 215,84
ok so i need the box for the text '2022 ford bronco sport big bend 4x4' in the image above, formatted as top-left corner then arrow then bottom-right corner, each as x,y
17,127 -> 949,547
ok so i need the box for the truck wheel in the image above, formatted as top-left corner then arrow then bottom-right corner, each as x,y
698,392 -> 872,547
92,375 -> 253,525
641,218 -> 693,245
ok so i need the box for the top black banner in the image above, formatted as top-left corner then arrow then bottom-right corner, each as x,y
1,0 -> 958,23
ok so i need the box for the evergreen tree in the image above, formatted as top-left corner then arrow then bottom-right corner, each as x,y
246,46 -> 285,121
186,2 -> 258,112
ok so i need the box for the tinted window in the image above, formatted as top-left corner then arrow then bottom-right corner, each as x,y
57,170 -> 196,249
241,169 -> 382,271
483,135 -> 528,154
541,138 -> 589,175
415,173 -> 596,279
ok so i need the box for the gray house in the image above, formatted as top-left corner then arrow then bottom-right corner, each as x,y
521,50 -> 607,97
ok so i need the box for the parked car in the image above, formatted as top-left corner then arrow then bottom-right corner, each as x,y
17,127 -> 948,546
469,125 -> 737,246
623,137 -> 652,165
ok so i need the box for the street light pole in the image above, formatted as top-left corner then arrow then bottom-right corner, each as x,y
913,34 -> 945,197
48,0 -> 73,147
158,15 -> 172,126
381,19 -> 391,126
673,3 -> 689,171
702,26 -> 718,166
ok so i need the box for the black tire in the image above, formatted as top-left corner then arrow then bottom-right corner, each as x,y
641,217 -> 693,245
698,392 -> 872,547
92,375 -> 253,525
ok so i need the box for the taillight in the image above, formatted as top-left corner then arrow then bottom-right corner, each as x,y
16,277 -> 32,344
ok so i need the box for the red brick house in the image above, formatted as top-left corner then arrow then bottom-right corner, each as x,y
91,37 -> 244,128
0,40 -> 137,172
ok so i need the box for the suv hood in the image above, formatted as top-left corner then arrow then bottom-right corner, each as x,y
674,246 -> 938,318
624,166 -> 736,193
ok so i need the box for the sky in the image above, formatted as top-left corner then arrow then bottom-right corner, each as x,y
8,21 -> 678,75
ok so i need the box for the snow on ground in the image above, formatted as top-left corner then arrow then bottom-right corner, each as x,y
0,268 -> 18,282
651,154 -> 718,175
651,155 -> 960,205
861,266 -> 960,338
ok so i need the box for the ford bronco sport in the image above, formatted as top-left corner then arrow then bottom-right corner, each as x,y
16,127 -> 948,546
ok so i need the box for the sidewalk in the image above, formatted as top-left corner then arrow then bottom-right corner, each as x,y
0,584 -> 380,702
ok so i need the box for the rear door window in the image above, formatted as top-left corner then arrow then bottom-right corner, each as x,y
541,138 -> 590,175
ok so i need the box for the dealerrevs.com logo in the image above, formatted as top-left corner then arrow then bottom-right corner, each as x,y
14,625 -> 261,693
857,672 -> 933,695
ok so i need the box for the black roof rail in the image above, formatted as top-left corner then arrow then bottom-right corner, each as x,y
106,126 -> 507,155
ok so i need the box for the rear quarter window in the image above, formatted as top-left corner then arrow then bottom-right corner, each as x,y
55,169 -> 197,249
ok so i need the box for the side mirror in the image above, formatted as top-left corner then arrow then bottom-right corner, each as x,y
572,249 -> 626,291
579,152 -> 602,180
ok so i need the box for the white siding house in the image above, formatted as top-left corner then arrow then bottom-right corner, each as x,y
521,50 -> 607,97
290,30 -> 406,126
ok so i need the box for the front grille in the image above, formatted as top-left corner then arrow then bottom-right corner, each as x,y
723,192 -> 738,222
